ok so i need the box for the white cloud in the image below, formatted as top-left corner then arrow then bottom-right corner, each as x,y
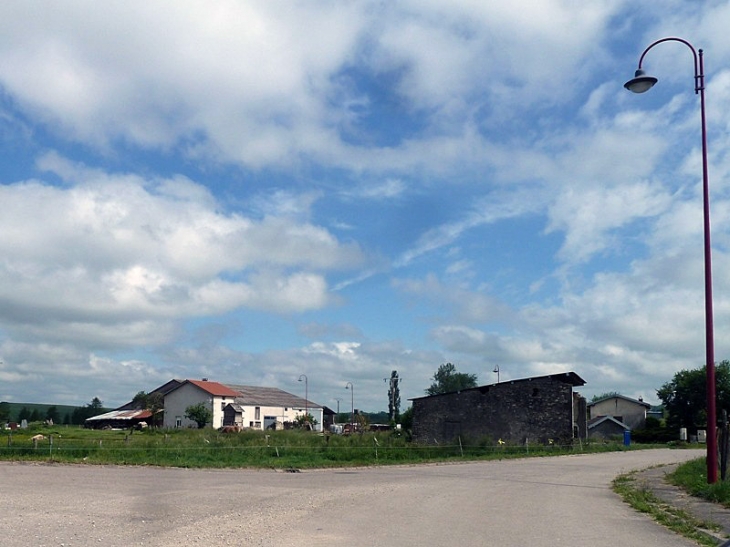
0,157 -> 364,349
3,2 -> 730,413
0,1 -> 629,174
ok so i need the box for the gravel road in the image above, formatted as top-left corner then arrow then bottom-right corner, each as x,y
0,448 -> 705,546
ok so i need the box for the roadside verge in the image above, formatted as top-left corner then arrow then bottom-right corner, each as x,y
614,463 -> 730,546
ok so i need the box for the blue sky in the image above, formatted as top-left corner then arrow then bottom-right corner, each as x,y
2,1 -> 730,412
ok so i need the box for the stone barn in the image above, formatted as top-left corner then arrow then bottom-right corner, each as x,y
411,372 -> 587,446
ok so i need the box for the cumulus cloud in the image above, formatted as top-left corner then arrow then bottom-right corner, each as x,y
0,1 -> 629,175
3,2 -> 730,411
0,156 -> 364,349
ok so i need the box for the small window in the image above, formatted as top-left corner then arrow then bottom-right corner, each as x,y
255,407 -> 261,420
175,416 -> 182,428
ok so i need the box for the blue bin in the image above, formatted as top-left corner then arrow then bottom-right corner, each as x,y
623,429 -> 631,446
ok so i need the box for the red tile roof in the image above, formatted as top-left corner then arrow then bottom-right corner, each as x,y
186,379 -> 240,397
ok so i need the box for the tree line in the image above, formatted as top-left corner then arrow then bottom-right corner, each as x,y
0,397 -> 107,426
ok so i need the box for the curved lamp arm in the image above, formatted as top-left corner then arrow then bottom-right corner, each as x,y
624,37 -> 703,95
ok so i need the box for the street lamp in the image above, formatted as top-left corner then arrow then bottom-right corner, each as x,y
345,382 -> 354,433
624,36 -> 717,483
298,374 -> 308,424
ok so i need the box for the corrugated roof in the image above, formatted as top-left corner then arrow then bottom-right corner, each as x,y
85,409 -> 152,422
186,379 -> 240,397
226,384 -> 322,409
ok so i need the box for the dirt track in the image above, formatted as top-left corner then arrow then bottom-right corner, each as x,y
0,449 -> 705,546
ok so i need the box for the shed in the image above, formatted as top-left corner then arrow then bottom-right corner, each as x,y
588,416 -> 629,440
411,371 -> 587,446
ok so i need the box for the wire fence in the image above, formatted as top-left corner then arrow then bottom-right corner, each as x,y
1,432 -> 635,468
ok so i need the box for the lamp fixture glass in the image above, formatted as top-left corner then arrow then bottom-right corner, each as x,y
624,69 -> 658,93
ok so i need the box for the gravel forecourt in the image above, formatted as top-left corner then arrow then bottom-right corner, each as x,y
0,448 -> 706,546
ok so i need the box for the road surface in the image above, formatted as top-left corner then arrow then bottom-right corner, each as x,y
0,448 -> 706,546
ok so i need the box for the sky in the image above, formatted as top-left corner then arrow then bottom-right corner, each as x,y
3,1 -> 730,413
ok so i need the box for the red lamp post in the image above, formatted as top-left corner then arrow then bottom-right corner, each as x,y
624,37 -> 717,483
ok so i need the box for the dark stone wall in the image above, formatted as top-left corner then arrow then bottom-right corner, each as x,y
412,377 -> 579,445
574,393 -> 587,439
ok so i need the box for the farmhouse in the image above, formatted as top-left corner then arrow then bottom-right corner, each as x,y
411,371 -> 587,446
221,384 -> 324,431
162,379 -> 324,431
587,394 -> 651,439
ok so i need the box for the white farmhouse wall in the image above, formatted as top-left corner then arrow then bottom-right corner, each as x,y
163,383 -> 236,429
237,404 -> 323,431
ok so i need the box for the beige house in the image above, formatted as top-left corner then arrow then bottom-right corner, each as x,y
162,379 -> 323,431
587,394 -> 651,432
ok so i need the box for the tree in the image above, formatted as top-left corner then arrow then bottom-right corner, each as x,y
45,406 -> 60,424
426,363 -> 478,396
132,391 -> 148,408
0,402 -> 11,423
293,413 -> 319,430
147,393 -> 164,427
18,406 -> 30,422
132,391 -> 164,426
185,403 -> 212,429
591,391 -> 621,402
70,398 -> 108,425
400,405 -> 413,431
657,360 -> 730,431
387,370 -> 401,422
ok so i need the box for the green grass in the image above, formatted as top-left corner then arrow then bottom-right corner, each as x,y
0,425 -> 673,469
668,457 -> 730,506
613,471 -> 722,547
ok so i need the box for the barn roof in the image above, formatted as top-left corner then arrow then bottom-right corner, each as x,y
85,409 -> 152,422
410,371 -> 586,401
226,384 -> 322,410
115,379 -> 185,411
185,379 -> 240,397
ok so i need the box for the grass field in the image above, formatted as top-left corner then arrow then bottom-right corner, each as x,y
1,424 -> 663,469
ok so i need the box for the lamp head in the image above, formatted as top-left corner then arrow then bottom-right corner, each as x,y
624,69 -> 658,93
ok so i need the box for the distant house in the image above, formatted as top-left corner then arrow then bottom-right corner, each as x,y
161,379 -> 324,431
411,372 -> 587,446
587,394 -> 650,434
587,415 -> 629,440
